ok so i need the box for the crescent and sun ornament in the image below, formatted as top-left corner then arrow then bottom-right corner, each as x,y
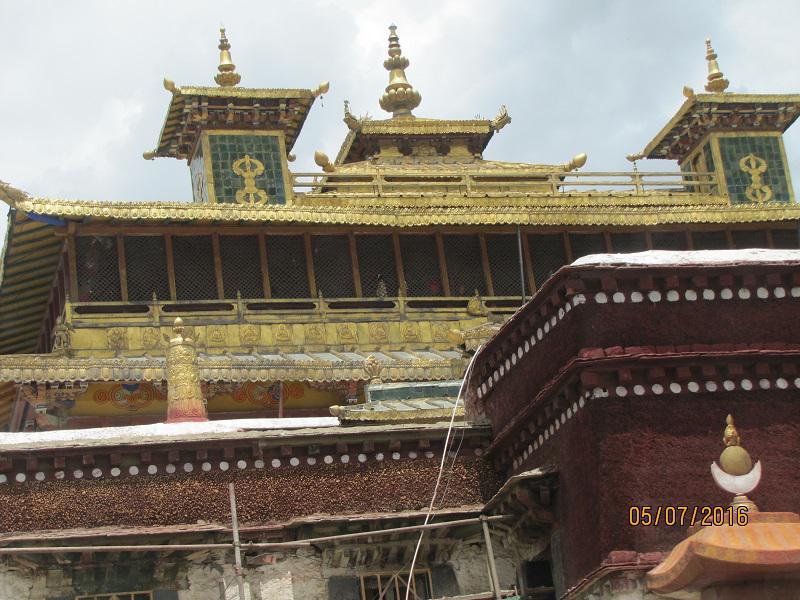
710,414 -> 761,511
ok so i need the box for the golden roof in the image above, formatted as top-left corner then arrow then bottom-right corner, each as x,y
147,29 -> 328,160
640,40 -> 800,159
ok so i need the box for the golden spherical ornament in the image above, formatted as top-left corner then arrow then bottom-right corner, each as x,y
720,445 -> 753,476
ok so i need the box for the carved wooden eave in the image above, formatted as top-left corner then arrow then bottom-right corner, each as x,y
641,93 -> 800,160
0,350 -> 466,385
335,117 -> 499,165
152,85 -> 318,160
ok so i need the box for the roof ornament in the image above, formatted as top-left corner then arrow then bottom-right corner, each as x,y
491,105 -> 512,131
379,25 -> 422,118
710,414 -> 761,512
704,38 -> 729,93
214,26 -> 241,87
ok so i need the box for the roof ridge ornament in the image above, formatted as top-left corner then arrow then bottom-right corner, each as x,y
704,38 -> 729,93
710,414 -> 761,512
379,25 -> 422,118
215,26 -> 241,87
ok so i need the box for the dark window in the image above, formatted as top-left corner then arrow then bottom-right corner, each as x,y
651,231 -> 688,250
312,235 -> 355,298
731,230 -> 768,249
76,236 -> 121,302
172,236 -> 218,300
400,235 -> 442,296
219,235 -> 264,299
569,233 -> 605,259
528,234 -> 567,289
691,230 -> 728,250
524,559 -> 555,599
443,234 -> 486,296
124,236 -> 170,302
610,232 -> 647,253
356,235 -> 398,297
771,229 -> 799,248
266,235 -> 310,298
486,234 -> 521,296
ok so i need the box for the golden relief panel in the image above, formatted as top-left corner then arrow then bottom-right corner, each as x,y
240,324 -> 260,346
432,321 -> 451,343
336,323 -> 358,343
208,325 -> 227,347
304,323 -> 325,344
107,328 -> 128,352
273,324 -> 292,344
142,327 -> 161,349
401,322 -> 421,342
368,322 -> 389,343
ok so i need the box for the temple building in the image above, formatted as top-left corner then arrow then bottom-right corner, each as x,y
0,24 -> 797,600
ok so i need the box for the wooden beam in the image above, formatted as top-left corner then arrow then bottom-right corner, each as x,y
392,233 -> 407,295
66,232 -> 79,302
479,234 -> 494,296
435,233 -> 450,296
304,233 -> 317,297
212,233 -> 225,300
164,234 -> 177,300
116,234 -> 128,302
349,233 -> 363,297
521,231 -> 536,295
258,234 -> 271,298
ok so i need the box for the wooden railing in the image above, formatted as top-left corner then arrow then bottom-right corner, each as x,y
65,295 -> 523,322
290,170 -> 722,198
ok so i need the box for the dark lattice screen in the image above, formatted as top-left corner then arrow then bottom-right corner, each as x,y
76,236 -> 121,302
528,234 -> 567,289
485,234 -> 521,296
691,231 -> 729,250
124,236 -> 170,301
771,229 -> 799,248
651,231 -> 688,250
731,230 -> 768,249
399,235 -> 442,296
443,235 -> 486,297
220,235 -> 264,299
356,235 -> 398,297
312,235 -> 355,298
569,233 -> 605,259
172,236 -> 218,300
266,235 -> 310,298
610,232 -> 647,253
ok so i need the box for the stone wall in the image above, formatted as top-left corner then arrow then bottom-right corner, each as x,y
0,541 -> 517,599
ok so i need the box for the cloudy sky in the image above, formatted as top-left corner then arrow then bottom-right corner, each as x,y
1,0 -> 798,226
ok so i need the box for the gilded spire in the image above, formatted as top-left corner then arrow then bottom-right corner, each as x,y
215,26 -> 241,87
704,38 -> 729,93
379,25 -> 421,118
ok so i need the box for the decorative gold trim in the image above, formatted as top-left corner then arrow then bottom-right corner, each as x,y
17,197 -> 800,227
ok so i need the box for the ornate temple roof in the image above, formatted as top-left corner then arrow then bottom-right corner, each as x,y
334,26 -> 511,165
147,28 -> 327,160
641,40 -> 800,160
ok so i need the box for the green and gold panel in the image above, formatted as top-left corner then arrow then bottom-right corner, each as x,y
717,135 -> 792,204
205,131 -> 290,205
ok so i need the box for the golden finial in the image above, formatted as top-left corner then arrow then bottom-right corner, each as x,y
215,26 -> 241,87
704,38 -> 729,93
172,316 -> 185,337
723,414 -> 740,447
379,25 -> 421,118
719,414 -> 752,476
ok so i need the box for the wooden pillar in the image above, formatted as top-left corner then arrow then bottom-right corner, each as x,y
116,234 -> 128,302
164,234 -> 177,300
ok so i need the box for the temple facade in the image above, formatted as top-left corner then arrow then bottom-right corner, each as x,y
0,25 -> 797,600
